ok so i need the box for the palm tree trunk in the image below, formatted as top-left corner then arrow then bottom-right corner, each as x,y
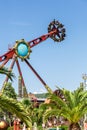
69,123 -> 81,130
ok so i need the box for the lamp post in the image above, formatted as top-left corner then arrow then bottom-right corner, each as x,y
82,73 -> 87,90
82,74 -> 87,123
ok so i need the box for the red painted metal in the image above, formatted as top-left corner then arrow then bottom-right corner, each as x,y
16,120 -> 20,130
0,49 -> 15,62
0,59 -> 9,68
29,30 -> 57,48
14,120 -> 17,130
16,59 -> 25,87
4,55 -> 16,82
0,30 -> 57,62
24,59 -> 46,86
0,20 -> 65,94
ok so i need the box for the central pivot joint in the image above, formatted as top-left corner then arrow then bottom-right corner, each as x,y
14,39 -> 31,60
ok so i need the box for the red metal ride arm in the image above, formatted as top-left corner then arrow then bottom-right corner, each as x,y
16,59 -> 25,87
28,30 -> 57,48
0,19 -> 66,62
0,30 -> 57,62
0,49 -> 15,62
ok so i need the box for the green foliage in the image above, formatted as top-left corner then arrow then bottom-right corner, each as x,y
7,126 -> 13,130
21,98 -> 31,106
37,125 -> 43,130
1,82 -> 17,123
59,125 -> 69,130
42,85 -> 87,130
2,82 -> 17,99
35,93 -> 49,98
21,97 -> 41,126
0,67 -> 15,81
0,95 -> 32,128
0,107 -> 5,119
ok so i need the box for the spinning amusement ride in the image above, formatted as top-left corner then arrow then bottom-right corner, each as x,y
0,20 -> 66,97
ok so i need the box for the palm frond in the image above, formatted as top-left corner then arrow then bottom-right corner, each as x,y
42,86 -> 87,124
43,109 -> 61,123
0,67 -> 15,81
0,95 -> 32,128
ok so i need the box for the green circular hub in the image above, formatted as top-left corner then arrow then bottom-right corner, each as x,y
17,42 -> 28,57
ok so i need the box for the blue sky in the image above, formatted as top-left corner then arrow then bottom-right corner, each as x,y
0,0 -> 87,93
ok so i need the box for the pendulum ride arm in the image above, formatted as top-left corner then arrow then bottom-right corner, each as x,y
1,55 -> 16,91
0,20 -> 66,93
28,30 -> 57,48
0,49 -> 15,62
16,59 -> 25,87
4,55 -> 16,83
0,20 -> 66,62
16,59 -> 28,96
0,59 -> 9,68
24,59 -> 53,94
0,30 -> 57,62
28,20 -> 66,48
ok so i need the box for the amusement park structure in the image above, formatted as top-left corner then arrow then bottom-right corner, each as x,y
0,20 -> 66,97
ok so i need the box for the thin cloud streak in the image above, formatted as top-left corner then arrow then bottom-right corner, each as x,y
10,21 -> 32,26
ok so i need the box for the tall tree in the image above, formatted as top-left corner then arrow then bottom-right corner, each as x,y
1,82 -> 17,124
21,98 -> 40,125
0,68 -> 32,128
2,82 -> 17,99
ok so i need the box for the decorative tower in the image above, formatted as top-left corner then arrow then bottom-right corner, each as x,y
18,76 -> 22,97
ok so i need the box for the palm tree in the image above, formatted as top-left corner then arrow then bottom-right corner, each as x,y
42,85 -> 87,130
21,98 -> 34,117
2,82 -> 17,99
0,95 -> 32,128
0,67 -> 15,81
0,68 -> 32,128
21,98 -> 41,126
